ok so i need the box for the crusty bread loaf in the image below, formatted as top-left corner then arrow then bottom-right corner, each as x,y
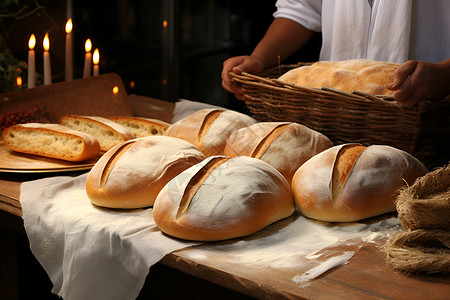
292,144 -> 428,222
278,59 -> 399,95
164,108 -> 257,157
2,123 -> 100,162
223,122 -> 333,182
61,115 -> 135,152
109,116 -> 170,138
153,155 -> 295,241
86,136 -> 206,209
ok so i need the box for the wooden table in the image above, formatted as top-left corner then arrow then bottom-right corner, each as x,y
1,95 -> 449,300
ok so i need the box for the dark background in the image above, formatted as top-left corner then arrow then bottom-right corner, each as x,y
2,0 -> 321,110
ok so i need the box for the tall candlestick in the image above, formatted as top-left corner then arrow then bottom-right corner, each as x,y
93,48 -> 100,76
27,34 -> 36,89
43,33 -> 52,85
83,39 -> 92,78
65,19 -> 73,81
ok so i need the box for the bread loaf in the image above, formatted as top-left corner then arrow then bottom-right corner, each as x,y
292,144 -> 428,222
86,136 -> 206,209
164,108 -> 257,156
109,116 -> 170,138
61,115 -> 135,152
278,59 -> 399,95
2,123 -> 100,162
153,155 -> 295,241
223,122 -> 333,182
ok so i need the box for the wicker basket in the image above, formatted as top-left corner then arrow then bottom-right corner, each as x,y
230,64 -> 450,170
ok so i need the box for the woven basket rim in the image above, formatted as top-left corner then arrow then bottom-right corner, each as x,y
229,69 -> 450,110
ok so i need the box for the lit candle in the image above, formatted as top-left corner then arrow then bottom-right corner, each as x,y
16,75 -> 23,88
27,34 -> 36,88
83,38 -> 92,78
43,33 -> 52,85
65,18 -> 73,81
93,48 -> 100,76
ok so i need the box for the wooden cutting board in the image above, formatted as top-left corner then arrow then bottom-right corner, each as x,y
0,142 -> 98,173
0,73 -> 132,123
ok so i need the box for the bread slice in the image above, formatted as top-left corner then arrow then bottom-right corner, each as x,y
61,115 -> 136,152
2,123 -> 100,162
109,116 -> 170,138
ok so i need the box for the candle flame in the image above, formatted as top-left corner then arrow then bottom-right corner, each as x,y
163,20 -> 168,28
43,33 -> 50,51
65,18 -> 73,34
16,76 -> 23,87
93,48 -> 100,64
112,86 -> 119,94
85,39 -> 92,52
28,34 -> 36,50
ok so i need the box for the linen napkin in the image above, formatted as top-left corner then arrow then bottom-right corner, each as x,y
20,172 -> 198,300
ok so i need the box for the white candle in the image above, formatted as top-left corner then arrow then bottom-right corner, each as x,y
43,33 -> 52,85
27,34 -> 36,89
93,48 -> 100,76
65,19 -> 73,81
83,39 -> 92,78
66,0 -> 73,19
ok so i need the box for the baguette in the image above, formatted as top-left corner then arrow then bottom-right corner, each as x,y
223,122 -> 333,182
61,115 -> 135,152
292,144 -> 428,222
2,123 -> 100,162
153,156 -> 294,241
86,136 -> 206,209
109,116 -> 170,138
164,108 -> 257,156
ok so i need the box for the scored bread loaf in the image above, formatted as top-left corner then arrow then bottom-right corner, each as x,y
223,122 -> 333,182
164,108 -> 257,157
109,116 -> 170,138
61,115 -> 135,152
2,123 -> 100,162
153,155 -> 295,241
292,144 -> 428,222
86,136 -> 206,209
278,59 -> 400,95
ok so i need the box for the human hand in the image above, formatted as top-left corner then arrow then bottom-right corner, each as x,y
387,59 -> 450,107
221,56 -> 264,100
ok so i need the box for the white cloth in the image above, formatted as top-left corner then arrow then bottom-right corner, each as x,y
20,173 -> 198,300
172,98 -> 223,123
274,0 -> 450,63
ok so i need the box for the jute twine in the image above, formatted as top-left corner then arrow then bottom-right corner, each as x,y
384,164 -> 450,275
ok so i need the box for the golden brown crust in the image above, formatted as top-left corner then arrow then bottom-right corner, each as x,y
278,59 -> 400,95
165,108 -> 257,157
292,144 -> 428,222
153,156 -> 295,241
223,122 -> 333,182
2,123 -> 100,162
331,145 -> 366,202
85,136 -> 206,209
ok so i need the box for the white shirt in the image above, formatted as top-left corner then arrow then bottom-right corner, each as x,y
274,0 -> 450,63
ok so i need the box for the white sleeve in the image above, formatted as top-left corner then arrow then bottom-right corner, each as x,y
273,0 -> 322,32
